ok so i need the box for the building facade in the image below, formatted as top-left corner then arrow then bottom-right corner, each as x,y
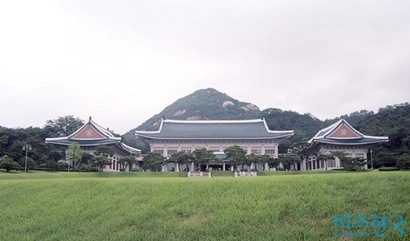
45,117 -> 141,172
136,118 -> 294,171
301,119 -> 388,171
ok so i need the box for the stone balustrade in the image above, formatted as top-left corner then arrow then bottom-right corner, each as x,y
188,172 -> 211,178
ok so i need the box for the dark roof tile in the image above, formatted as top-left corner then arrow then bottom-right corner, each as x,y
136,119 -> 293,140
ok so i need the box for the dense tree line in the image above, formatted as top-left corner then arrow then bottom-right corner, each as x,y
0,116 -> 84,171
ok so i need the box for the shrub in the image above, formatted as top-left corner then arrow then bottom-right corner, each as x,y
0,157 -> 21,172
378,166 -> 400,171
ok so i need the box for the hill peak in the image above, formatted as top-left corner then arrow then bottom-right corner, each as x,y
136,88 -> 261,131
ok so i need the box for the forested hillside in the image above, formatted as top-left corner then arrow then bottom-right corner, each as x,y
340,104 -> 410,167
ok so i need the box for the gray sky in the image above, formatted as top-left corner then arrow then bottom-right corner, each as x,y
1,0 -> 409,134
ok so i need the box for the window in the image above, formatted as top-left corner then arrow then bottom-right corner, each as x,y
168,150 -> 178,156
153,150 -> 164,155
265,149 -> 275,155
208,147 -> 220,152
251,149 -> 261,154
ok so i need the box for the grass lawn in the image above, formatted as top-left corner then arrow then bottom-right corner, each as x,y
0,171 -> 408,241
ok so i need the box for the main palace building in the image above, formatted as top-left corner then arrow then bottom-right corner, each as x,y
136,118 -> 294,171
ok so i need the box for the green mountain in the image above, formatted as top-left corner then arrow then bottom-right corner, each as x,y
138,88 -> 261,131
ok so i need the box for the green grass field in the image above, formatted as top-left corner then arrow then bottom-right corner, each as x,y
0,171 -> 408,241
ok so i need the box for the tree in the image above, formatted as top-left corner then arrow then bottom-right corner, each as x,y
331,151 -> 368,171
224,146 -> 246,171
94,145 -> 114,157
343,157 -> 367,171
277,154 -> 300,171
19,156 -> 37,171
373,149 -> 397,168
118,156 -> 137,172
92,156 -> 112,172
80,152 -> 94,165
47,149 -> 65,162
44,115 -> 84,137
246,154 -> 258,171
276,155 -> 287,170
169,151 -> 193,172
90,145 -> 115,172
193,148 -> 216,171
67,142 -> 83,170
0,157 -> 21,172
57,160 -> 68,170
267,156 -> 279,170
330,151 -> 348,168
316,153 -> 334,171
286,154 -> 302,171
397,154 -> 410,170
45,160 -> 58,172
257,154 -> 271,171
143,152 -> 164,172
183,152 -> 195,172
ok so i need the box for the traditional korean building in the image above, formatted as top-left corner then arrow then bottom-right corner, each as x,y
301,119 -> 388,171
135,118 -> 294,171
45,117 -> 141,172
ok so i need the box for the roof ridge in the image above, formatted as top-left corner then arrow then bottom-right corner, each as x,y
163,119 -> 264,124
89,119 -> 114,137
308,119 -> 388,144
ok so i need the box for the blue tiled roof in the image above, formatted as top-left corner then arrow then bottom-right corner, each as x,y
45,138 -> 119,146
309,119 -> 388,146
45,117 -> 141,154
313,137 -> 388,145
136,119 -> 294,140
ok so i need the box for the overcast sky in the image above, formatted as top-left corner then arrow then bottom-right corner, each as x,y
1,0 -> 409,134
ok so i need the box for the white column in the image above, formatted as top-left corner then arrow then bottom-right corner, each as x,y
300,159 -> 306,171
223,163 -> 226,171
265,163 -> 269,171
163,145 -> 168,158
336,157 -> 340,168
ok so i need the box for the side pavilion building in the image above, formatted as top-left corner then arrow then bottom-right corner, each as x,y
301,119 -> 388,171
45,117 -> 141,172
135,118 -> 294,171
